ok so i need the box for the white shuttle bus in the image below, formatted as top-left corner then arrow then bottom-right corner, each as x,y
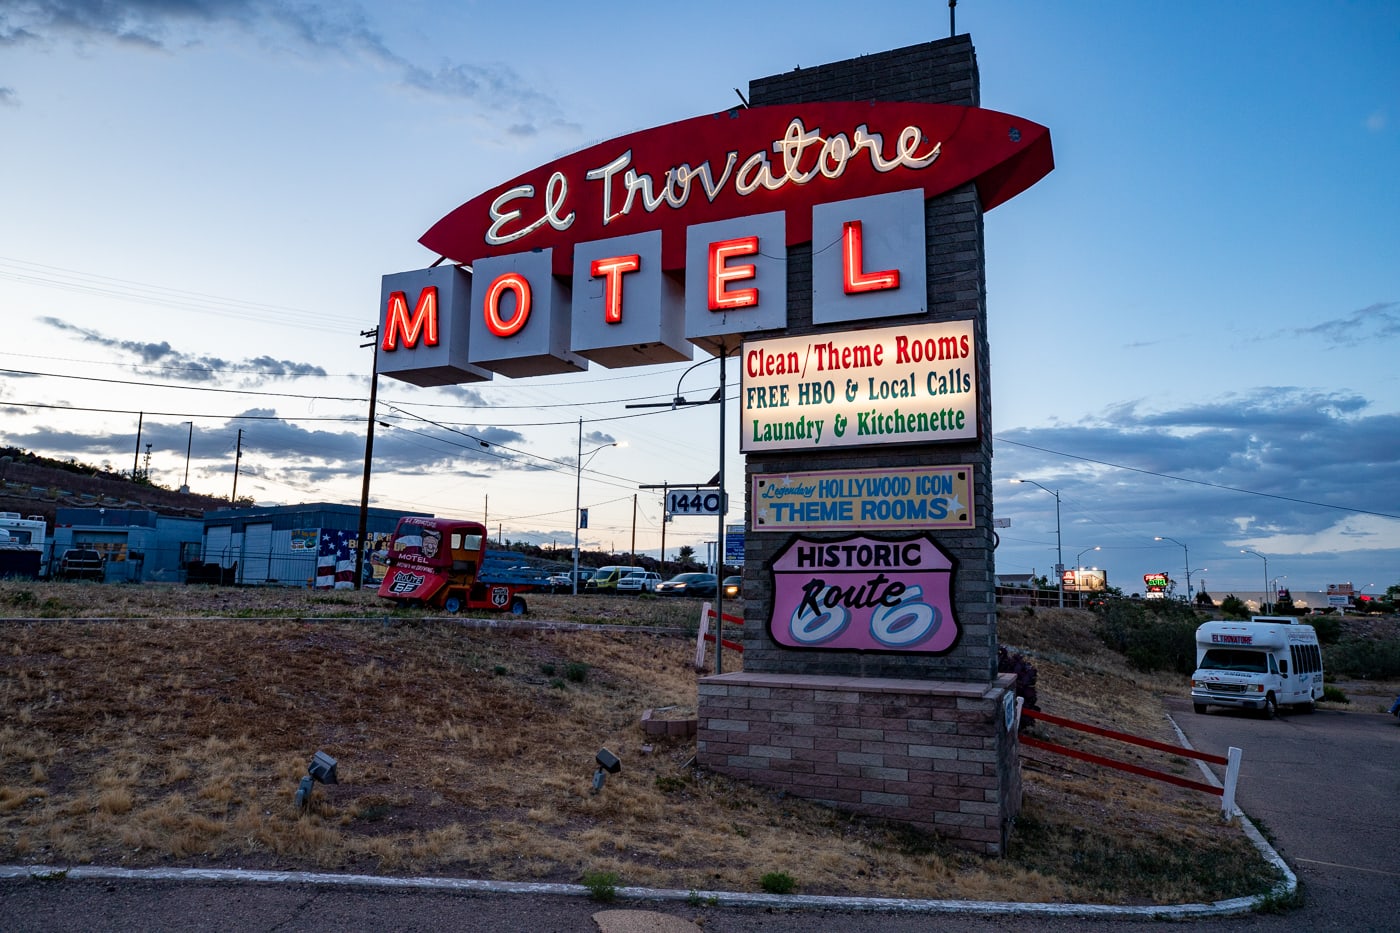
1190,616 -> 1324,718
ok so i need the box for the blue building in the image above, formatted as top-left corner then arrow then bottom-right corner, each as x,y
51,508 -> 205,583
200,503 -> 429,587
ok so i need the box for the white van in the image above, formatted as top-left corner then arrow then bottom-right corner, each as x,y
1190,616 -> 1324,718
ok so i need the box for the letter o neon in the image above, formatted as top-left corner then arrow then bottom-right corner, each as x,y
484,272 -> 532,337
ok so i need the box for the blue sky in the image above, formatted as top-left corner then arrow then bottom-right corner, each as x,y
1,1 -> 1396,598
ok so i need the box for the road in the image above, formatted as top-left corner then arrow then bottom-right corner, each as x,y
4,697 -> 1398,932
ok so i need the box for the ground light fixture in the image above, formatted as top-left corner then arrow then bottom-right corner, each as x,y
592,747 -> 621,794
294,751 -> 340,814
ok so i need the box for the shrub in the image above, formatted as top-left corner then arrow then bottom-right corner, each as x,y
581,870 -> 619,902
1325,639 -> 1400,680
564,661 -> 589,683
998,645 -> 1039,711
1095,600 -> 1199,674
1218,595 -> 1249,618
759,871 -> 796,894
1309,614 -> 1342,645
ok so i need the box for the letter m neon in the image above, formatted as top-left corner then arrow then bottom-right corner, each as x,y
381,287 -> 440,351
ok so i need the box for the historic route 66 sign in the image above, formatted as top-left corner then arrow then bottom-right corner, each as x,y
767,532 -> 960,654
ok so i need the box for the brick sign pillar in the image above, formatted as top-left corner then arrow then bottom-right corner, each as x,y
696,36 -> 1022,855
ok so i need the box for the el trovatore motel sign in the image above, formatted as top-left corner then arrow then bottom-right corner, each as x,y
378,100 -> 1052,657
379,101 -> 1051,383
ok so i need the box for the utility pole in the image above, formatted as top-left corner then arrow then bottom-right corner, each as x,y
132,412 -> 144,479
355,327 -> 379,589
182,421 -> 193,493
231,428 -> 244,504
630,494 -> 637,568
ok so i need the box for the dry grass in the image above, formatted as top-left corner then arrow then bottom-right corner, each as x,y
0,581 -> 1278,904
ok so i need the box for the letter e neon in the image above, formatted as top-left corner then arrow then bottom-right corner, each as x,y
708,236 -> 759,310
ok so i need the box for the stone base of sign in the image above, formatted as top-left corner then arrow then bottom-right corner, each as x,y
696,671 -> 1021,856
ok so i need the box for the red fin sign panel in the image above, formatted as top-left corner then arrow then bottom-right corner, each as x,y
421,102 -> 1053,275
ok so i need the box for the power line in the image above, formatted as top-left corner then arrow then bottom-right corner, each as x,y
997,436 -> 1400,521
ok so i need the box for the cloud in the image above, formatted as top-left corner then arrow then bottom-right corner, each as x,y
0,87 -> 18,107
1366,109 -> 1387,132
994,387 -> 1400,589
1292,301 -> 1400,344
41,317 -> 327,383
1,1 -> 568,126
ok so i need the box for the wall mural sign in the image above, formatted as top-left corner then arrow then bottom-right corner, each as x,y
768,533 -> 960,654
753,466 -> 973,531
740,319 -> 976,451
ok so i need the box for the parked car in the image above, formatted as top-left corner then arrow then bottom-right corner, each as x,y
655,572 -> 718,598
585,565 -> 645,593
615,570 -> 661,594
56,548 -> 105,581
722,575 -> 742,598
546,573 -> 573,593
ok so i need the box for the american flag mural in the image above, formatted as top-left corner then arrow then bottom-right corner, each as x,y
315,529 -> 356,589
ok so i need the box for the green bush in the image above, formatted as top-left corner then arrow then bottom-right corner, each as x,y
565,661 -> 589,683
760,871 -> 796,894
582,870 -> 619,902
1095,600 -> 1199,674
1309,614 -> 1342,644
1325,639 -> 1400,680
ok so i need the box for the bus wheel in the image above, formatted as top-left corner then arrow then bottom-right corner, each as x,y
510,597 -> 527,616
444,596 -> 463,614
1261,694 -> 1277,720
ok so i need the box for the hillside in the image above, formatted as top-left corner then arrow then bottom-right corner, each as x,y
0,583 -> 1286,906
0,449 -> 231,526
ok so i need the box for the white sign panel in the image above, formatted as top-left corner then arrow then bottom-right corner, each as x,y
740,320 -> 977,453
666,488 -> 725,516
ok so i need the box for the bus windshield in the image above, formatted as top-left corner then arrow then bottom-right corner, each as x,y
1199,648 -> 1268,674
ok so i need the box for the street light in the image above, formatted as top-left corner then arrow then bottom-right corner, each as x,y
1012,478 -> 1062,608
574,418 -> 616,595
1154,536 -> 1192,602
1074,546 -> 1099,606
1240,549 -> 1269,613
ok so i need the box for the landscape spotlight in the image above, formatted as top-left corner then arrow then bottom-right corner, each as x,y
308,751 -> 339,785
592,747 -> 621,793
295,751 -> 339,815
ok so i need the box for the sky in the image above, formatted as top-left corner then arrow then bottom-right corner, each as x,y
1,0 -> 1396,598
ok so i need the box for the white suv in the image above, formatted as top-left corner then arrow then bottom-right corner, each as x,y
615,570 -> 661,594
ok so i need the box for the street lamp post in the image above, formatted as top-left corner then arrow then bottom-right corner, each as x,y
1074,545 -> 1099,607
1240,549 -> 1269,613
1012,479 -> 1063,608
1154,536 -> 1192,602
573,418 -> 616,595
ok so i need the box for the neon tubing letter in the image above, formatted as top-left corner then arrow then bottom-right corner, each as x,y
708,236 -> 759,310
381,287 -> 439,351
590,254 -> 641,323
842,221 -> 900,294
483,273 -> 532,337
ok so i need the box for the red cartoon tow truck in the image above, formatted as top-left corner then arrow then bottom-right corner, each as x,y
377,516 -> 544,614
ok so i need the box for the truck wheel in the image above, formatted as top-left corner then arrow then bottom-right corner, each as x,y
444,596 -> 463,614
510,597 -> 527,616
1193,703 -> 1207,714
1261,694 -> 1277,720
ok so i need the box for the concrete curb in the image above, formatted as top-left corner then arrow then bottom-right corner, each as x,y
0,849 -> 1289,920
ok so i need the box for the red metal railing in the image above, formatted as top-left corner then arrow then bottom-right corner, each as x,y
1020,707 -> 1242,815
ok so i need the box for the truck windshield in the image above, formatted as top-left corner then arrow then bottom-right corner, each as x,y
1199,648 -> 1268,674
